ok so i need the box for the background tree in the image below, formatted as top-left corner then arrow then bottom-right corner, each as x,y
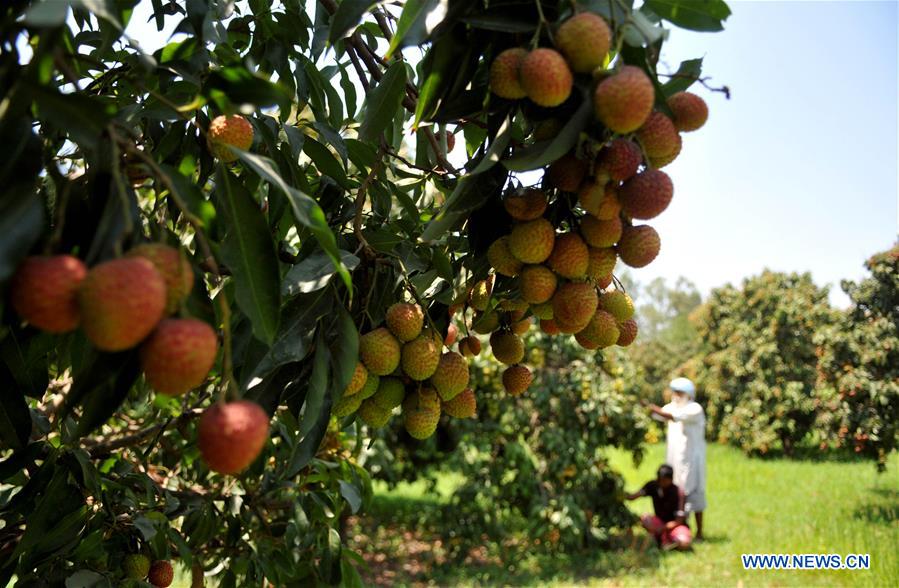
688,271 -> 834,456
815,245 -> 899,470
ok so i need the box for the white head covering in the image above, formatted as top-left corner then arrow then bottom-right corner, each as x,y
669,377 -> 696,398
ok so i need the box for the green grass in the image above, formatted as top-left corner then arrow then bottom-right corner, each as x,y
353,444 -> 898,587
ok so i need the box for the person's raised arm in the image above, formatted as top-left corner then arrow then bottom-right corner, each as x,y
641,398 -> 675,421
625,482 -> 649,501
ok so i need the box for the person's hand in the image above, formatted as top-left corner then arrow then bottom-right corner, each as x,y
665,520 -> 678,530
639,398 -> 650,407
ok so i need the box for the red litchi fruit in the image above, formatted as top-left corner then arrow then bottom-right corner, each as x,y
148,560 -> 174,587
502,364 -> 532,396
619,169 -> 673,220
552,282 -> 599,334
636,112 -> 680,159
198,400 -> 270,474
207,115 -> 254,162
520,264 -> 558,304
140,319 -> 218,396
490,48 -> 528,99
520,48 -> 573,107
547,232 -> 590,279
78,258 -> 166,351
617,225 -> 661,268
667,91 -> 708,132
555,13 -> 611,73
385,302 -> 424,342
580,215 -> 623,248
594,66 -> 655,133
127,244 -> 193,315
547,152 -> 588,192
597,139 -> 643,181
10,255 -> 87,333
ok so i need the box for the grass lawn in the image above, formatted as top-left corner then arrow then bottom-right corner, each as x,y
349,443 -> 898,587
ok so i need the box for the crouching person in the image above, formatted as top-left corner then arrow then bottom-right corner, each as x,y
626,464 -> 693,551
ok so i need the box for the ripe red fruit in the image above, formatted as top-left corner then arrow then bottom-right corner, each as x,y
636,112 -> 680,158
619,169 -> 673,220
78,258 -> 167,351
617,225 -> 661,268
140,319 -> 218,396
148,560 -> 174,587
617,319 -> 639,346
546,152 -> 588,192
490,48 -> 528,99
127,244 -> 193,315
597,139 -> 643,182
10,255 -> 87,333
555,13 -> 611,73
667,91 -> 709,132
519,48 -> 573,107
502,364 -> 533,396
207,115 -> 254,162
504,189 -> 548,221
594,66 -> 655,133
198,400 -> 270,474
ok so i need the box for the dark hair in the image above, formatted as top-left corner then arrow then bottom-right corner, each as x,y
657,464 -> 674,480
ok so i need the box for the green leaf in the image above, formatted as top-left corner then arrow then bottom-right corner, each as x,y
24,0 -> 71,26
338,480 -> 363,513
303,138 -> 350,188
282,251 -> 360,297
66,570 -> 112,588
662,58 -> 704,94
327,305 -> 359,397
414,33 -> 460,126
385,0 -> 442,58
235,150 -> 351,292
468,114 -> 512,175
204,68 -> 292,111
27,83 -> 115,149
0,182 -> 44,283
421,164 -> 507,241
503,94 -> 592,172
359,61 -> 408,142
59,349 -> 141,438
328,0 -> 380,44
0,371 -> 31,449
286,332 -> 332,477
214,167 -> 281,345
645,0 -> 731,32
459,15 -> 537,33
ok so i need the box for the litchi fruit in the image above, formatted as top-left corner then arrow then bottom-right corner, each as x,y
587,247 -> 617,281
504,189 -> 548,221
540,318 -> 561,335
552,282 -> 599,333
359,327 -> 401,375
577,309 -> 620,348
198,400 -> 269,474
578,179 -> 606,217
617,225 -> 661,268
649,133 -> 682,169
520,48 -> 573,107
127,244 -> 193,315
445,323 -> 458,346
546,152 -> 588,192
619,169 -> 673,220
490,48 -> 528,99
599,290 -> 634,321
617,318 -> 638,346
488,237 -> 524,277
10,255 -> 87,333
595,185 -> 622,220
140,319 -> 218,396
594,65 -> 654,133
508,218 -> 556,264
358,398 -> 392,427
502,364 -> 532,396
472,309 -> 500,334
636,112 -> 680,158
530,301 -> 554,320
402,334 -> 441,380
490,330 -> 525,365
333,390 -> 364,417
469,278 -> 493,311
555,13 -> 611,73
358,372 -> 380,400
520,264 -> 558,304
371,377 -> 406,410
148,560 -> 174,587
459,335 -> 482,357
511,315 -> 531,336
123,554 -> 151,579
667,91 -> 708,132
443,388 -> 476,419
78,258 -> 166,351
403,387 -> 441,439
386,302 -> 424,342
547,233 -> 589,279
207,115 -> 254,162
430,351 -> 470,401
597,139 -> 643,181
580,215 -> 622,248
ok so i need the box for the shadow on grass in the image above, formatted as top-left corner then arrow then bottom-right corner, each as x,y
694,533 -> 730,545
852,488 -> 898,526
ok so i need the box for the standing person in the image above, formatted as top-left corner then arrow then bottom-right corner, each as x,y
646,377 -> 707,540
625,464 -> 693,551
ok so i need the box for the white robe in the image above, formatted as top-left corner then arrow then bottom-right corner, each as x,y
663,400 -> 707,497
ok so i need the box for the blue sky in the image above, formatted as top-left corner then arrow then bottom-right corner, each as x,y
639,1 -> 898,306
123,1 -> 898,306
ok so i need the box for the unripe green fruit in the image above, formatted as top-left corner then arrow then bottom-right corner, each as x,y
127,243 -> 193,315
598,290 -> 635,321
358,372 -> 380,400
469,278 -> 493,311
10,254 -> 86,333
472,310 -> 500,334
385,302 -> 424,342
401,334 -> 442,380
371,377 -> 406,410
359,399 -> 393,427
359,328 -> 401,375
403,388 -> 441,439
509,218 -> 555,264
79,258 -> 167,352
343,361 -> 368,396
123,554 -> 151,580
442,388 -> 477,419
555,12 -> 611,73
594,66 -> 654,133
333,391 -> 364,417
430,352 -> 470,401
577,309 -> 620,349
488,237 -> 523,277
520,48 -> 573,107
490,48 -> 528,99
207,115 -> 254,162
140,318 -> 218,396
489,330 -> 525,365
530,301 -> 554,320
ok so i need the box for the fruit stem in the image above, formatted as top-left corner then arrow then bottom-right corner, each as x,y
532,1 -> 554,46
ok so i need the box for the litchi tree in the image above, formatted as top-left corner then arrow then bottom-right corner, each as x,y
815,246 -> 899,471
0,0 -> 729,584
